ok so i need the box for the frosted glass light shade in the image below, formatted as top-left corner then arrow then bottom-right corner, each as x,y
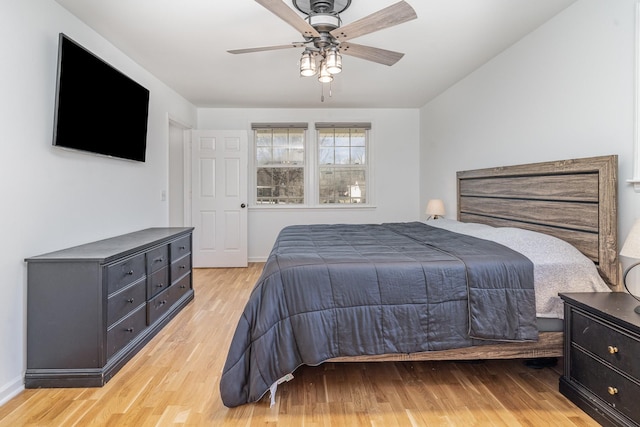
325,49 -> 342,74
318,60 -> 333,83
300,51 -> 317,77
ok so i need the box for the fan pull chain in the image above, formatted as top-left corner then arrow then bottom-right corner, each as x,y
320,82 -> 333,103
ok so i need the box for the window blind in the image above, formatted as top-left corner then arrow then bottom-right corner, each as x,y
314,122 -> 372,130
251,122 -> 308,130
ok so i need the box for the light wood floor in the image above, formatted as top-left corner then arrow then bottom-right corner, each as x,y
0,265 -> 598,426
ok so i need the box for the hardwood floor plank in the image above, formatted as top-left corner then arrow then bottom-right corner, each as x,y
0,265 -> 601,426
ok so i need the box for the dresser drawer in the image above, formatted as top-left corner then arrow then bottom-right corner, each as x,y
106,305 -> 146,360
107,279 -> 146,327
147,265 -> 169,299
172,273 -> 192,300
171,254 -> 191,284
147,287 -> 173,325
146,245 -> 169,273
106,253 -> 146,294
170,235 -> 191,262
571,348 -> 640,423
571,310 -> 640,379
147,278 -> 191,325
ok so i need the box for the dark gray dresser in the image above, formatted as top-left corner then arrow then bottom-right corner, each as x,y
560,292 -> 640,427
25,227 -> 194,388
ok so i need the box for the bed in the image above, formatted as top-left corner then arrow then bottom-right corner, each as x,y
220,155 -> 618,408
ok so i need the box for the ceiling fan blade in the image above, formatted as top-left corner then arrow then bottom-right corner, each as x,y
339,42 -> 405,66
228,43 -> 305,54
255,0 -> 320,38
330,1 -> 417,42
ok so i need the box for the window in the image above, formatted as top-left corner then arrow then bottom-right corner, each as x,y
252,122 -> 370,207
317,124 -> 369,204
253,124 -> 306,205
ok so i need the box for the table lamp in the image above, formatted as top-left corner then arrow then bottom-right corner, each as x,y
425,199 -> 445,220
620,218 -> 640,314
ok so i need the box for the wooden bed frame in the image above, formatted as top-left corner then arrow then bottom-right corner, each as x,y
329,155 -> 618,362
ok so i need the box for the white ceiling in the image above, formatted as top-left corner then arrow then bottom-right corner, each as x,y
54,0 -> 577,108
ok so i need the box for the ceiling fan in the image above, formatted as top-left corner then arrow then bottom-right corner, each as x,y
228,0 -> 417,84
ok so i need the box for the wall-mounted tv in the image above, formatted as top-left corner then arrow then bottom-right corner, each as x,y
52,33 -> 150,162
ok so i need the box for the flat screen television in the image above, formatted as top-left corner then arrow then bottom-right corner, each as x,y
52,33 -> 150,162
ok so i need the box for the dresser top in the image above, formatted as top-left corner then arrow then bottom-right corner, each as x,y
26,227 -> 194,264
560,292 -> 640,333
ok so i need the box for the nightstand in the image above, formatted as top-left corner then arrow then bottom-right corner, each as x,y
559,292 -> 640,427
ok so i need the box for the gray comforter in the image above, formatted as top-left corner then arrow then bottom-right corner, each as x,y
220,222 -> 536,407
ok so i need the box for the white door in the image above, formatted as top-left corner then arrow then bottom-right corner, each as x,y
191,130 -> 248,267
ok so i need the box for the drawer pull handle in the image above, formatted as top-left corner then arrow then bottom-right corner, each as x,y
180,265 -> 186,269
179,246 -> 186,250
127,298 -> 135,303
127,270 -> 134,275
607,386 -> 618,395
154,257 -> 164,263
608,346 -> 619,354
125,328 -> 135,333
180,285 -> 187,289
156,283 -> 164,288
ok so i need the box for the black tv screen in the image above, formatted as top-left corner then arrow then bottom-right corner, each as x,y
53,33 -> 150,162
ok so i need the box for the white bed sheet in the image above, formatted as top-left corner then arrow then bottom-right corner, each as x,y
426,219 -> 611,319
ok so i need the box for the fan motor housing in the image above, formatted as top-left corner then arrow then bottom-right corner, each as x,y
311,0 -> 333,12
309,13 -> 340,32
292,0 -> 351,15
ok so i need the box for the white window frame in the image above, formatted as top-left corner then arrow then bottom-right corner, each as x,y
315,123 -> 371,206
250,122 -> 374,209
251,123 -> 308,206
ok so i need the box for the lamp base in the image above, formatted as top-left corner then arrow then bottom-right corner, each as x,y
622,263 -> 640,315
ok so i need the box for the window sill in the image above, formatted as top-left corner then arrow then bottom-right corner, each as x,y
251,204 -> 377,211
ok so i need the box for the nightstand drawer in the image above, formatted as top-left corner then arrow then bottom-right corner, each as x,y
571,348 -> 640,423
571,310 -> 640,379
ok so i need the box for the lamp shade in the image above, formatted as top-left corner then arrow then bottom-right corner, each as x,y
621,218 -> 640,259
425,199 -> 445,218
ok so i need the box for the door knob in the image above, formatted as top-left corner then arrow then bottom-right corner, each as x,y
241,203 -> 246,208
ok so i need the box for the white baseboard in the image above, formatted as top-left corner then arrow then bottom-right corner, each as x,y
248,257 -> 267,263
0,375 -> 24,407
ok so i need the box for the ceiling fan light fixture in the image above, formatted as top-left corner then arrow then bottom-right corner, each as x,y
300,51 -> 317,77
318,60 -> 333,83
234,0 -> 416,99
325,48 -> 342,74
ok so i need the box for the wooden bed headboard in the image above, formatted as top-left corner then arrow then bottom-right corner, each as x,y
457,155 -> 619,288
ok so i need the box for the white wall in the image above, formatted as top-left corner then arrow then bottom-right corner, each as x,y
198,108 -> 421,259
420,0 -> 636,270
0,0 -> 197,404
